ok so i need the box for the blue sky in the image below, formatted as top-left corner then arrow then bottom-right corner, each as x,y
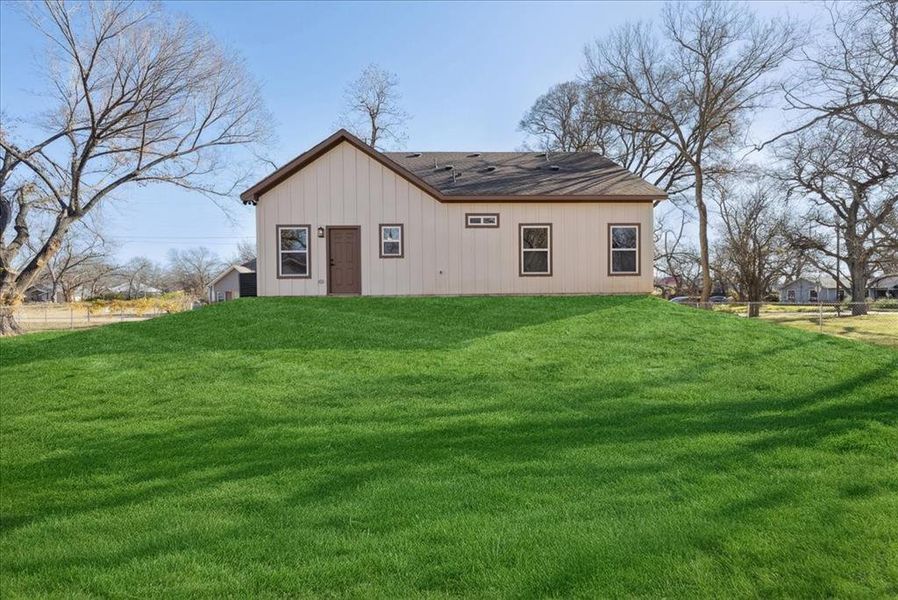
0,1 -> 821,263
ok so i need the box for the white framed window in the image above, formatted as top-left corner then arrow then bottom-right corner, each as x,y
609,224 -> 640,275
787,290 -> 796,302
216,291 -> 224,302
380,224 -> 403,258
277,225 -> 311,278
809,289 -> 818,302
466,213 -> 499,228
519,224 -> 552,276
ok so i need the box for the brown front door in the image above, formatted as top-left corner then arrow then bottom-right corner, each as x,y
327,227 -> 361,294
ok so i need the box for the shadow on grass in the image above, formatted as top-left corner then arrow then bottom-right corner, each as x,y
0,295 -> 645,369
2,295 -> 896,593
4,349 -> 895,539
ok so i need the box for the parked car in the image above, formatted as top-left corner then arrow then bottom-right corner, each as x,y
709,296 -> 730,303
669,296 -> 700,304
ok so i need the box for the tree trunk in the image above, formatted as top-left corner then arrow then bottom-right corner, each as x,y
849,260 -> 868,316
0,220 -> 71,335
0,287 -> 24,336
843,211 -> 868,317
695,175 -> 712,303
747,282 -> 761,318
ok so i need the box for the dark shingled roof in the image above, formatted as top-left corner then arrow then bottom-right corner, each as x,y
241,129 -> 667,204
384,151 -> 666,198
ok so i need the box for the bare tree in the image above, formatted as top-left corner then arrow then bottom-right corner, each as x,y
338,64 -> 409,150
117,256 -> 163,298
712,179 -> 801,316
232,239 -> 256,264
519,82 -> 606,152
777,121 -> 898,315
585,1 -> 801,302
654,201 -> 702,297
77,258 -> 119,299
167,247 -> 221,299
0,1 -> 269,334
766,0 -> 898,151
40,223 -> 114,301
521,80 -> 693,196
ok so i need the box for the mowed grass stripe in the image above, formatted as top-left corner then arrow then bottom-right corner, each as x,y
1,296 -> 896,598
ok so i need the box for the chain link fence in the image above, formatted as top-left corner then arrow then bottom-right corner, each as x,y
673,299 -> 898,347
13,297 -> 195,333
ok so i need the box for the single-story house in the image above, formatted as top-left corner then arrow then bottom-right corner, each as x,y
240,129 -> 666,296
868,273 -> 898,299
108,282 -> 162,299
23,284 -> 61,303
208,259 -> 257,302
779,276 -> 841,303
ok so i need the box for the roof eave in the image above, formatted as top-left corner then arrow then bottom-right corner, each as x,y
240,129 -> 669,205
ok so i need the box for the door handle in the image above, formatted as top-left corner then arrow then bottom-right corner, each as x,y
329,260 -> 335,266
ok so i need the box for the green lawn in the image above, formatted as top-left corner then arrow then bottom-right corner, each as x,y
1,296 -> 896,598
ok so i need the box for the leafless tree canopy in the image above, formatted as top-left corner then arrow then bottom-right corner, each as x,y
653,201 -> 702,298
166,247 -> 222,298
0,0 -> 270,333
777,120 -> 898,314
520,80 -> 692,195
712,178 -> 802,316
232,239 -> 256,265
39,221 -> 114,302
519,82 -> 605,152
116,256 -> 163,298
584,1 -> 800,301
771,0 -> 898,151
338,64 -> 409,150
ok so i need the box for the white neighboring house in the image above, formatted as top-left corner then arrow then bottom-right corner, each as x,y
208,259 -> 257,302
109,282 -> 162,299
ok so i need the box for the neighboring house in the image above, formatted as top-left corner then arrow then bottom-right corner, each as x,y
779,276 -> 841,303
23,284 -> 61,303
109,282 -> 162,299
868,273 -> 898,299
208,259 -> 257,302
240,129 -> 666,296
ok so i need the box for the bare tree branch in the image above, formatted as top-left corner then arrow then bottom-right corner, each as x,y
0,0 -> 270,334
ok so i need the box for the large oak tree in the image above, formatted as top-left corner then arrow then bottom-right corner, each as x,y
584,1 -> 800,302
0,0 -> 269,334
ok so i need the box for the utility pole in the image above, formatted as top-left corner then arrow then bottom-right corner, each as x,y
835,212 -> 842,302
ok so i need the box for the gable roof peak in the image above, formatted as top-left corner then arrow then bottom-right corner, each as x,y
240,129 -> 667,205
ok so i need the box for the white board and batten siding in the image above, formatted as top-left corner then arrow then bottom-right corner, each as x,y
256,141 -> 654,296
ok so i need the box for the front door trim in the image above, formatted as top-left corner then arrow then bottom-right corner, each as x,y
326,226 -> 362,295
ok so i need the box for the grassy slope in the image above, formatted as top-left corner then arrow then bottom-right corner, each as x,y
1,296 -> 896,598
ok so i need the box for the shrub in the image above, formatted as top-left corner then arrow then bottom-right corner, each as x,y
872,298 -> 898,310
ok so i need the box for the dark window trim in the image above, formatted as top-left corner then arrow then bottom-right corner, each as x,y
379,223 -> 404,258
276,224 -> 312,279
519,223 -> 553,277
465,213 -> 500,228
608,223 -> 641,277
